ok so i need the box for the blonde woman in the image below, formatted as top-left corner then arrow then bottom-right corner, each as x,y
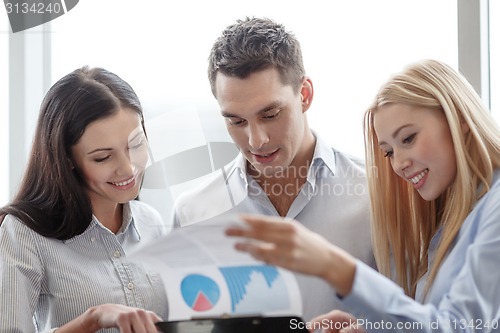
226,59 -> 500,332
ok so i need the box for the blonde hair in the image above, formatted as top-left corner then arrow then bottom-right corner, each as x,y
364,59 -> 500,297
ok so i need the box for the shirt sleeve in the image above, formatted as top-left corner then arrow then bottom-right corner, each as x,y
340,185 -> 500,333
0,216 -> 44,333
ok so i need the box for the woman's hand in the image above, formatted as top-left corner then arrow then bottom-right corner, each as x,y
57,304 -> 163,333
86,304 -> 163,333
225,214 -> 356,296
310,310 -> 366,333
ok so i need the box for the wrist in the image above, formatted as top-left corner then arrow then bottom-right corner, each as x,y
322,247 -> 356,297
79,306 -> 102,333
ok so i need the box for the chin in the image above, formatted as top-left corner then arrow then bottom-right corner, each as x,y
417,190 -> 439,202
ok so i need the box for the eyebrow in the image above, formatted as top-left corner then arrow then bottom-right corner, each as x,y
87,131 -> 145,155
378,124 -> 412,146
221,102 -> 282,118
87,147 -> 112,155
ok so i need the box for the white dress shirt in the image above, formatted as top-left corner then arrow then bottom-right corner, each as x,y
173,134 -> 375,321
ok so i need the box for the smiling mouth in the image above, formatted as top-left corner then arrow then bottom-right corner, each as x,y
110,177 -> 134,187
252,149 -> 278,158
409,169 -> 428,184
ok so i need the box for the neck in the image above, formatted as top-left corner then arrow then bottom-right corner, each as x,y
92,202 -> 123,234
251,132 -> 316,216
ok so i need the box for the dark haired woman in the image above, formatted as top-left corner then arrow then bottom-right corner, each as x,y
0,67 -> 168,332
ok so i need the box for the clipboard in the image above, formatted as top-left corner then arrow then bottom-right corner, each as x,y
156,316 -> 309,333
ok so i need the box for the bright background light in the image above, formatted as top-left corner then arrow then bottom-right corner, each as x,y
49,0 -> 458,159
4,0 -> 499,214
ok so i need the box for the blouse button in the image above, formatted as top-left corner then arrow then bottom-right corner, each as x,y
113,250 -> 121,258
127,282 -> 134,290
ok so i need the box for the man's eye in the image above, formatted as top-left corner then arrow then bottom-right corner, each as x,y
228,118 -> 245,126
262,109 -> 281,119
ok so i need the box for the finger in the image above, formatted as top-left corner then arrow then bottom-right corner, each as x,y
238,216 -> 299,243
224,226 -> 293,243
234,240 -> 276,260
235,241 -> 297,268
146,313 -> 163,333
135,311 -> 162,333
240,214 -> 293,231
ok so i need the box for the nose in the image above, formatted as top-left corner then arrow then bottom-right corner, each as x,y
115,151 -> 135,177
391,149 -> 411,175
247,122 -> 269,150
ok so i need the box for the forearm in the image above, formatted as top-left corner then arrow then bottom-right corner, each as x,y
321,246 -> 357,297
54,307 -> 101,333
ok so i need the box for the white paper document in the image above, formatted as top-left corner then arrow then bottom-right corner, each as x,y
128,216 -> 302,321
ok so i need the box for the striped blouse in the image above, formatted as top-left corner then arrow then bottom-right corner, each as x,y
0,200 -> 170,333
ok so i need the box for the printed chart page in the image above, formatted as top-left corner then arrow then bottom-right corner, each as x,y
128,216 -> 302,321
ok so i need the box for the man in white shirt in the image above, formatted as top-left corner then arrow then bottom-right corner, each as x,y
173,17 -> 375,321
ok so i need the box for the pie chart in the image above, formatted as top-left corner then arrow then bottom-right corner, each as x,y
180,274 -> 221,311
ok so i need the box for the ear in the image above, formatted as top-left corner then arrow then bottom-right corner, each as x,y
299,76 -> 314,113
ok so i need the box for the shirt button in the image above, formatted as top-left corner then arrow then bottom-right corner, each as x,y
90,236 -> 96,242
127,282 -> 134,290
113,250 -> 121,258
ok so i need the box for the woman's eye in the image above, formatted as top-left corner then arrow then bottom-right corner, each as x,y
402,134 -> 416,144
384,150 -> 393,158
94,156 -> 110,163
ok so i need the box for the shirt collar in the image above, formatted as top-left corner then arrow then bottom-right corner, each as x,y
226,152 -> 249,186
310,132 -> 337,176
64,202 -> 141,243
223,132 -> 337,187
119,202 -> 141,239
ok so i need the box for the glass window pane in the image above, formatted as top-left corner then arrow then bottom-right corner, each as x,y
490,0 -> 500,123
1,18 -> 9,206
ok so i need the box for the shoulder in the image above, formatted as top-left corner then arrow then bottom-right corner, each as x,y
0,214 -> 43,257
178,172 -> 227,202
1,214 -> 37,237
130,200 -> 164,224
174,157 -> 239,209
314,133 -> 366,174
333,149 -> 366,168
329,148 -> 367,181
480,170 -> 500,207
173,161 -> 242,226
470,170 -> 500,227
